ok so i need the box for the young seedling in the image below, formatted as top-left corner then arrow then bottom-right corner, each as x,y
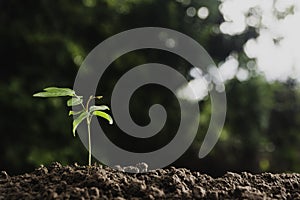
33,87 -> 113,166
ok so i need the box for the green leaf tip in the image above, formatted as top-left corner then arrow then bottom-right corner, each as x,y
92,111 -> 113,125
89,105 -> 110,113
69,110 -> 83,116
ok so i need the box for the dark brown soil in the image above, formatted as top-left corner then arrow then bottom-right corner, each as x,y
1,162 -> 300,199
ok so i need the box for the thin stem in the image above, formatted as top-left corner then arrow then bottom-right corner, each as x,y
85,95 -> 95,166
71,93 -> 96,166
77,94 -> 97,166
87,118 -> 92,166
86,95 -> 94,111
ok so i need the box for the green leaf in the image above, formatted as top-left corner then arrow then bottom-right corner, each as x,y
33,92 -> 63,97
92,111 -> 113,125
33,87 -> 75,97
89,105 -> 110,112
44,87 -> 75,94
72,111 -> 88,136
67,96 -> 83,106
69,110 -> 83,116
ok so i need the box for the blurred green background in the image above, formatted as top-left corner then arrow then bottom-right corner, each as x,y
1,0 -> 300,177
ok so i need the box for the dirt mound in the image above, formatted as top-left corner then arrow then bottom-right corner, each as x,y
1,162 -> 300,199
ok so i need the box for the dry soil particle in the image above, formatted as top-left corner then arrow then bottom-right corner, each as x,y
1,162 -> 300,199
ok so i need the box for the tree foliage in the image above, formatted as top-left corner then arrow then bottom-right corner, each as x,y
1,0 -> 300,176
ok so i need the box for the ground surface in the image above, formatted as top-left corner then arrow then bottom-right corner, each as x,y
1,162 -> 300,199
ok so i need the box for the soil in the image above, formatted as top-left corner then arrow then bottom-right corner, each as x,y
1,162 -> 300,199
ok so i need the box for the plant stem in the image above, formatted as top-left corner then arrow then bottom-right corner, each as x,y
86,95 -> 94,111
87,118 -> 92,166
79,95 -> 96,166
86,95 -> 94,166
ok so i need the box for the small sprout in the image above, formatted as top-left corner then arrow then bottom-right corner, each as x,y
33,87 -> 113,166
